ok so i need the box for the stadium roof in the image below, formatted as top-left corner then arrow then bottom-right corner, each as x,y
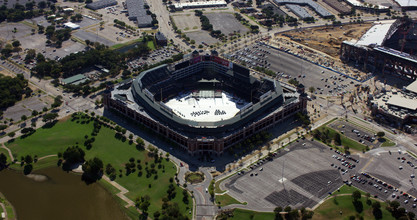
356,20 -> 396,46
273,0 -> 332,17
62,74 -> 87,85
393,0 -> 417,7
286,4 -> 312,19
406,80 -> 417,94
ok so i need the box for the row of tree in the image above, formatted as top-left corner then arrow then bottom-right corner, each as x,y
0,74 -> 29,109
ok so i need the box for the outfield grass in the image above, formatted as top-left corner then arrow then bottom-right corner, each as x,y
314,195 -> 394,220
6,115 -> 192,218
229,208 -> 274,220
215,193 -> 245,207
331,185 -> 366,196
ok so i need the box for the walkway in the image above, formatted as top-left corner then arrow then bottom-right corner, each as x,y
101,175 -> 135,208
0,202 -> 7,220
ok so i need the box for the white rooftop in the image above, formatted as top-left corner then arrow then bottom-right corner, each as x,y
164,90 -> 248,122
174,0 -> 227,8
63,22 -> 80,30
356,20 -> 396,46
387,95 -> 417,110
393,0 -> 417,7
406,80 -> 417,94
345,0 -> 389,8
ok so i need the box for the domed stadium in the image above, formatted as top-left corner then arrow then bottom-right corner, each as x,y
105,52 -> 307,155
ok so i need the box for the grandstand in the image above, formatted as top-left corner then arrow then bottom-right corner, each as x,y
105,52 -> 307,155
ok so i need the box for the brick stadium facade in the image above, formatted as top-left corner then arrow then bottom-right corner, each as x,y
104,53 -> 307,155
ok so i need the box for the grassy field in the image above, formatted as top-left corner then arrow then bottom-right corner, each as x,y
229,208 -> 274,220
6,117 -> 94,158
313,195 -> 395,220
319,126 -> 367,151
331,185 -> 366,196
215,193 -> 245,207
5,115 -> 192,218
381,138 -> 396,147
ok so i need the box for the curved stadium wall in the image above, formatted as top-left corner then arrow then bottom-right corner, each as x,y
105,54 -> 307,155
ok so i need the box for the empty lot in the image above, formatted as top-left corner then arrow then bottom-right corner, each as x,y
221,140 -> 344,211
205,13 -> 249,36
171,14 -> 201,32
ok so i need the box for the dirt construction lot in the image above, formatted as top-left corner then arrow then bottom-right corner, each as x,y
277,23 -> 373,57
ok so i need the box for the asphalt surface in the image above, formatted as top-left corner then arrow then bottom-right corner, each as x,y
329,120 -> 378,147
229,43 -> 357,96
222,140 -> 346,211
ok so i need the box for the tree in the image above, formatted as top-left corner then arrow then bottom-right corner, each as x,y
63,146 -> 85,164
12,40 -> 21,48
274,206 -> 283,220
0,153 -> 7,167
308,86 -> 315,93
82,157 -> 104,181
25,155 -> 33,164
377,131 -> 385,138
42,113 -> 58,123
136,195 -> 151,213
352,190 -> 361,201
334,133 -> 342,145
372,201 -> 382,219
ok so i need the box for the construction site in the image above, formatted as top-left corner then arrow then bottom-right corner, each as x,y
276,23 -> 373,58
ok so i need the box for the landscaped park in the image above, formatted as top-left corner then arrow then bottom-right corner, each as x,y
1,113 -> 192,219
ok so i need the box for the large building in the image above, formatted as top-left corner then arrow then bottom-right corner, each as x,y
340,19 -> 417,80
125,0 -> 153,28
104,52 -> 307,155
86,0 -> 117,10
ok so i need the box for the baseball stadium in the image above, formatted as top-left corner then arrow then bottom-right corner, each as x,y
104,51 -> 307,155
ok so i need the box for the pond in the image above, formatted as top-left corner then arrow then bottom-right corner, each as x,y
0,167 -> 128,220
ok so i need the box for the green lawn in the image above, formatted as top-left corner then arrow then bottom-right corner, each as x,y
332,185 -> 366,196
147,41 -> 155,50
313,195 -> 395,220
6,115 -> 192,218
215,193 -> 245,207
6,117 -> 94,158
229,209 -> 274,220
381,138 -> 396,147
319,126 -> 367,151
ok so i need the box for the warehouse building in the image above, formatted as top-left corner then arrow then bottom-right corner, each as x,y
86,0 -> 117,10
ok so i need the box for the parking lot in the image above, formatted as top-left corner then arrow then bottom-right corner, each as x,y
228,43 -> 357,96
127,46 -> 180,70
186,31 -> 219,45
3,94 -> 52,122
205,13 -> 249,36
222,140 -> 349,210
350,150 -> 417,211
329,120 -> 379,147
